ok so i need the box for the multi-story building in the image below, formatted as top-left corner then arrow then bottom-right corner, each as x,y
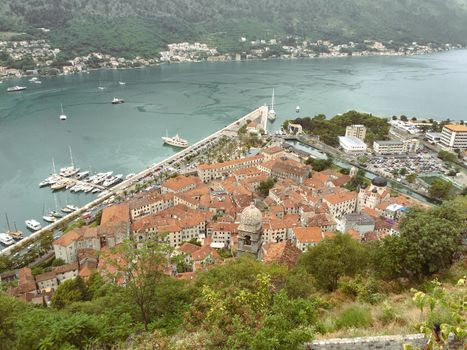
338,136 -> 368,154
197,155 -> 264,183
129,192 -> 174,220
270,159 -> 310,184
373,139 -> 419,155
345,124 -> 367,140
161,175 -> 201,194
291,226 -> 324,252
53,229 -> 82,264
36,271 -> 59,293
323,192 -> 358,219
440,124 -> 467,151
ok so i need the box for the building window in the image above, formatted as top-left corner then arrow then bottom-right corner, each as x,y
244,235 -> 252,246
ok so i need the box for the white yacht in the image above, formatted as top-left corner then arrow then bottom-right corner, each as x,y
59,104 -> 67,121
296,105 -> 300,113
76,171 -> 89,179
162,131 -> 188,148
268,88 -> 276,121
42,215 -> 56,223
25,219 -> 42,231
0,233 -> 14,246
29,77 -> 38,82
7,86 -> 27,92
61,206 -> 73,214
118,81 -> 126,85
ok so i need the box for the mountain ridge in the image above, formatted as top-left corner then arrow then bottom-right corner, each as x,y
1,0 -> 467,57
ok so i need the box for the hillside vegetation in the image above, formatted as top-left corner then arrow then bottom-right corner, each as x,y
1,0 -> 467,57
0,197 -> 465,349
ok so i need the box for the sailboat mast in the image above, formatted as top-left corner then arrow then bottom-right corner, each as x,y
69,146 -> 74,168
271,89 -> 275,110
52,157 -> 57,174
61,103 -> 63,115
5,212 -> 11,231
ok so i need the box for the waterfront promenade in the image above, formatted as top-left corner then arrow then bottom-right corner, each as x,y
0,106 -> 268,256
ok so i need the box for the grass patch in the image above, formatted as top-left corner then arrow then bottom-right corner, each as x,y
335,304 -> 373,330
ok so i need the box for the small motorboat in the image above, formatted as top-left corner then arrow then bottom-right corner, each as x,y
296,105 -> 300,113
112,97 -> 124,104
49,210 -> 63,218
61,206 -> 73,214
66,204 -> 79,211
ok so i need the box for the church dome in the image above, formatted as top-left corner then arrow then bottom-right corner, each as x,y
372,176 -> 388,187
238,203 -> 262,233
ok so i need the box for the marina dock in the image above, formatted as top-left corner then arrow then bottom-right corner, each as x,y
0,106 -> 268,256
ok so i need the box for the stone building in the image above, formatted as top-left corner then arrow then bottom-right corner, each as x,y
237,203 -> 263,256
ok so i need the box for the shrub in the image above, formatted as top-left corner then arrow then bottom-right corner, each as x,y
335,304 -> 373,330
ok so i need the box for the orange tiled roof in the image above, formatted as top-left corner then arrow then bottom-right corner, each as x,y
198,155 -> 264,171
54,229 -> 82,247
293,226 -> 323,243
101,203 -> 130,225
262,240 -> 302,268
162,175 -> 201,192
323,191 -> 357,205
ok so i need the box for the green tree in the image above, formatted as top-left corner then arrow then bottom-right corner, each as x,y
299,233 -> 369,291
51,258 -> 65,267
437,150 -> 457,163
406,173 -> 417,183
257,177 -> 276,197
372,198 -> 466,280
52,276 -> 90,309
429,178 -> 452,200
305,158 -> 333,171
111,239 -> 174,331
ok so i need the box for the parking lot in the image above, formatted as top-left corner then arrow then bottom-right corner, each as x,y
366,149 -> 449,179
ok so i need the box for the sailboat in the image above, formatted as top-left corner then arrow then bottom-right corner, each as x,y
60,146 -> 80,177
59,104 -> 67,121
49,194 -> 63,218
42,203 -> 56,223
98,80 -> 105,90
268,88 -> 276,121
4,213 -> 23,240
296,105 -> 300,113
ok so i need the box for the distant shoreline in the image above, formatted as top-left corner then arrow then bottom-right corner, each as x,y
1,47 -> 464,82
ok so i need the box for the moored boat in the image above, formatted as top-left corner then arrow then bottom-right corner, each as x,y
162,131 -> 188,148
112,97 -> 124,104
7,86 -> 26,92
42,215 -> 56,223
25,219 -> 42,231
0,233 -> 14,246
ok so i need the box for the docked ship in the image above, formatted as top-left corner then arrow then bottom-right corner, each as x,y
162,131 -> 188,148
268,88 -> 276,121
7,86 -> 27,92
112,97 -> 124,104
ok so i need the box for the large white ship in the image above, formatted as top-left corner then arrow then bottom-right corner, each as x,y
162,131 -> 188,148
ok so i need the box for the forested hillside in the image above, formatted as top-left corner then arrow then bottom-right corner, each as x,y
1,0 -> 467,58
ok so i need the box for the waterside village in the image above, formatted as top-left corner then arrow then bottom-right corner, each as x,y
3,108 -> 440,304
0,37 -> 462,79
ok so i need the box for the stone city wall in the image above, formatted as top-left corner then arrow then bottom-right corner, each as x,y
305,334 -> 426,350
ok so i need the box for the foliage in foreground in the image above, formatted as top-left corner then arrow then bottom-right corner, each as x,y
0,197 -> 465,349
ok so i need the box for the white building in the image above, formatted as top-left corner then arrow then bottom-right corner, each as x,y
425,132 -> 443,144
440,124 -> 467,151
339,136 -> 368,154
373,139 -> 419,155
345,124 -> 367,140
